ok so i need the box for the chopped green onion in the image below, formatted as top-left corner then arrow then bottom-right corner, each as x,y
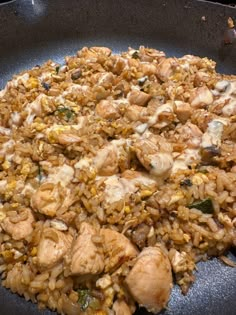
55,66 -> 60,74
55,105 -> 75,121
189,198 -> 214,214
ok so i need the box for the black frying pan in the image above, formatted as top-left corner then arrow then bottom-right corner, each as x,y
0,0 -> 236,314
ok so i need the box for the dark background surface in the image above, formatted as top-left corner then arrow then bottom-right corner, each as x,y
0,0 -> 236,315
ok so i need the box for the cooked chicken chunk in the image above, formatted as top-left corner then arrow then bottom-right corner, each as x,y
194,71 -> 210,87
125,245 -> 173,313
133,133 -> 173,179
121,170 -> 157,191
37,227 -> 73,269
125,105 -> 148,122
156,58 -> 178,82
47,164 -> 74,186
70,222 -> 104,275
93,144 -> 119,176
174,101 -> 193,123
93,139 -> 130,176
96,100 -> 120,120
1,208 -> 35,241
91,72 -> 115,88
127,90 -> 151,106
113,299 -> 132,315
139,63 -> 157,75
101,228 -> 138,272
147,101 -> 175,129
177,122 -> 203,149
31,183 -> 73,217
189,86 -> 213,108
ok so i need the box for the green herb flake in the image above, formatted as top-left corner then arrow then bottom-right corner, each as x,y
55,105 -> 75,121
38,165 -> 43,182
55,66 -> 60,74
189,198 -> 214,214
78,289 -> 91,311
132,51 -> 139,59
180,179 -> 192,187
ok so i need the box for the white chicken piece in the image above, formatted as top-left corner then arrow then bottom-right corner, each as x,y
189,86 -> 213,108
174,101 -> 193,123
125,245 -> 173,313
47,164 -> 74,186
31,182 -> 74,217
177,122 -> 203,149
24,94 -> 49,125
133,133 -> 173,179
113,299 -> 133,315
139,63 -> 157,75
201,119 -> 227,149
31,164 -> 75,216
46,125 -> 84,145
156,58 -> 178,82
37,227 -> 73,269
121,170 -> 157,190
101,170 -> 157,207
147,101 -> 175,129
213,80 -> 236,117
127,90 -> 151,106
194,71 -> 210,86
101,228 -> 138,272
93,143 -> 119,176
96,100 -> 120,120
1,208 -> 35,241
93,139 -> 129,176
89,46 -> 112,56
125,105 -> 148,122
91,72 -> 115,88
102,175 -> 135,206
169,249 -> 194,274
70,222 -> 104,275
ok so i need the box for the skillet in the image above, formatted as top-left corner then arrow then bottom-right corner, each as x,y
0,0 -> 235,314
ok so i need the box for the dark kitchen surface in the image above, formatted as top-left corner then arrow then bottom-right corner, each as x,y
0,1 -> 236,315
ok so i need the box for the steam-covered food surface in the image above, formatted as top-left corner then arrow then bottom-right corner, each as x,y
0,46 -> 235,314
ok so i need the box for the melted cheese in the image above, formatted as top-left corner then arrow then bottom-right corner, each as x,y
213,80 -> 236,117
25,94 -> 45,124
201,119 -> 227,148
148,103 -> 173,126
74,158 -> 92,170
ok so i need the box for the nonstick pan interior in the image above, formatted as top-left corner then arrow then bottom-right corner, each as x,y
0,1 -> 235,315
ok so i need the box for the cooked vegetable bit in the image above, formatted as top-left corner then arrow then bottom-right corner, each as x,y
132,51 -> 139,59
42,82 -> 51,91
180,179 -> 193,187
189,198 -> 214,214
55,105 -> 75,121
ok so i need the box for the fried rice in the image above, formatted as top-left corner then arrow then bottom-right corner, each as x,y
0,46 -> 235,315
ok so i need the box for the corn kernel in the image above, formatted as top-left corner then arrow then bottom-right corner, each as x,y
2,160 -> 11,170
11,203 -> 19,208
26,77 -> 38,89
124,206 -> 131,214
30,247 -> 37,256
140,190 -> 153,198
1,250 -> 13,261
7,181 -> 16,190
0,211 -> 6,221
90,187 -> 97,196
33,123 -> 46,131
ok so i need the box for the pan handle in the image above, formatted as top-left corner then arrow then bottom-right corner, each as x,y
0,0 -> 16,6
